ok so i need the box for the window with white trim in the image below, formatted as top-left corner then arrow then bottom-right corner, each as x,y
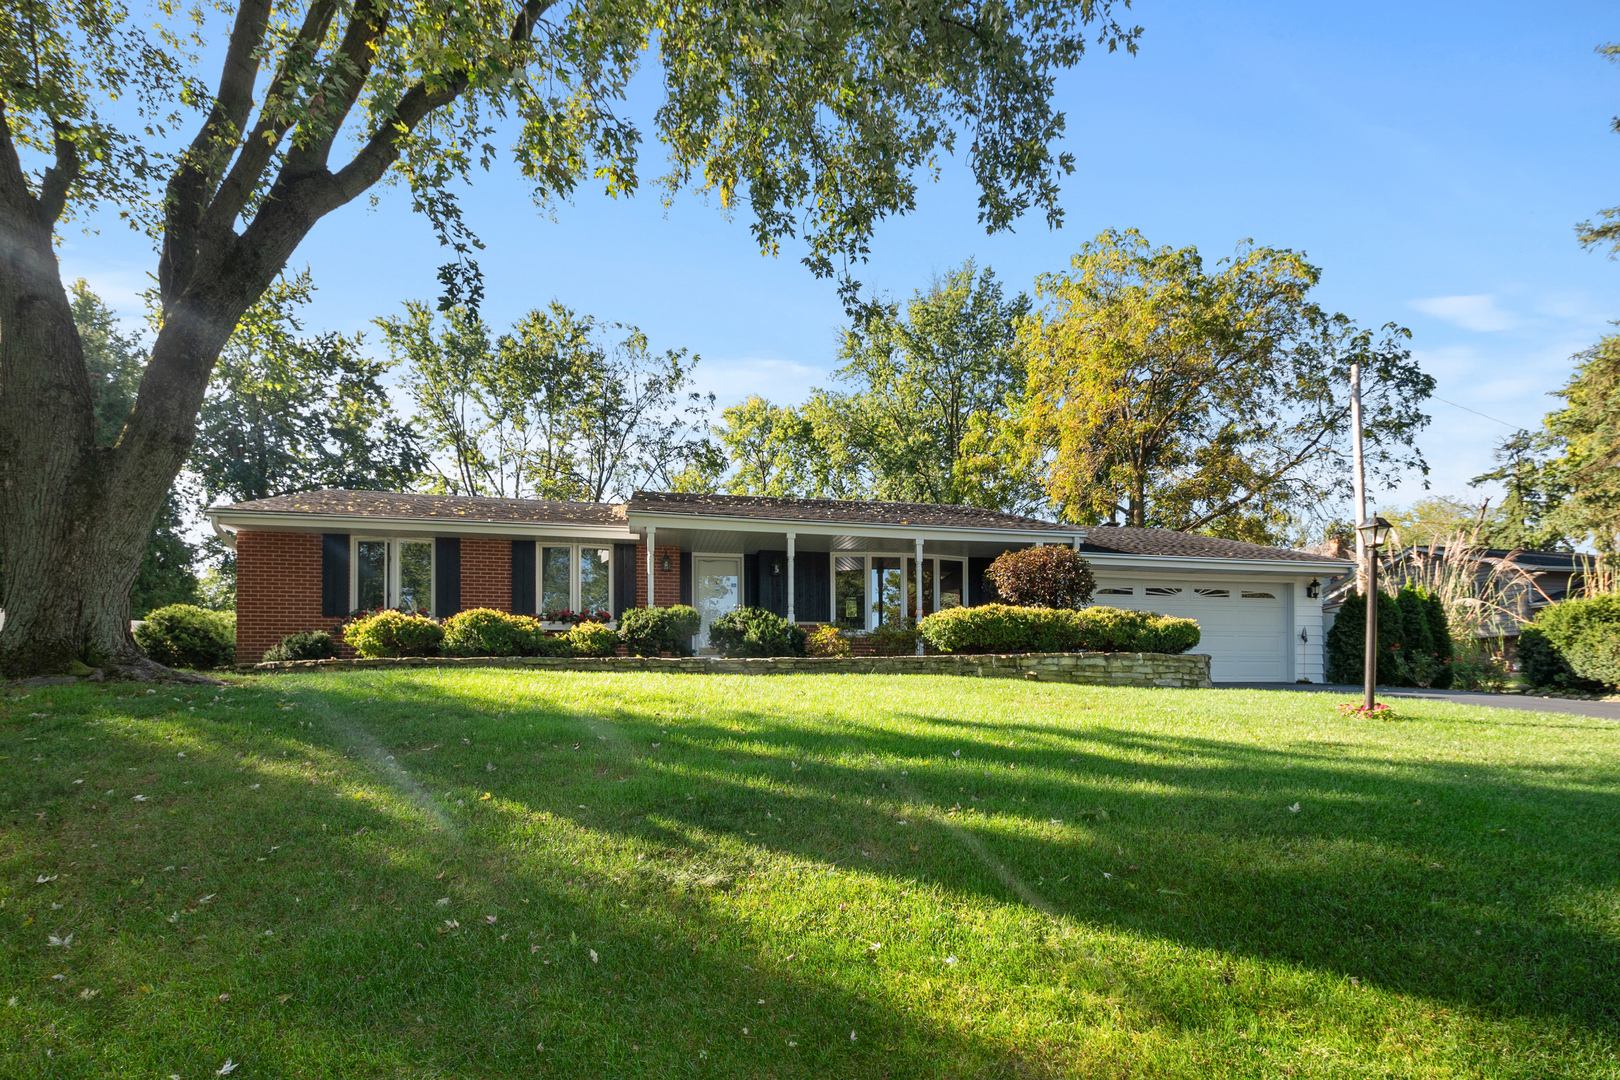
352,538 -> 435,615
831,553 -> 966,631
538,544 -> 613,620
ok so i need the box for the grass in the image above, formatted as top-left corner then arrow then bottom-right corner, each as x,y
1,671 -> 1618,1079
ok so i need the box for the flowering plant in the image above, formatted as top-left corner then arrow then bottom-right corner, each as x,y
1337,701 -> 1399,719
542,608 -> 613,625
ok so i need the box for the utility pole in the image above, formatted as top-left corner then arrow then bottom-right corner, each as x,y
1350,362 -> 1367,593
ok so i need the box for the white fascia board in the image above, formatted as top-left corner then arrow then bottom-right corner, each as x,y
1082,550 -> 1353,575
207,509 -> 635,542
625,510 -> 1084,546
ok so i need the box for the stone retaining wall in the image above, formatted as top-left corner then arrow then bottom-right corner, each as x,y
246,651 -> 1212,688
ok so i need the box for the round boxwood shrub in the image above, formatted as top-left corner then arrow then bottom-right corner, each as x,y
134,604 -> 236,669
618,604 -> 702,657
563,621 -> 619,658
709,606 -> 806,658
985,546 -> 1096,609
440,608 -> 544,657
805,624 -> 851,657
343,610 -> 445,658
261,630 -> 339,663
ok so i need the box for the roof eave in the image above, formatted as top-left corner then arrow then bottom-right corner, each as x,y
624,508 -> 1083,544
1080,550 -> 1354,574
208,508 -> 635,540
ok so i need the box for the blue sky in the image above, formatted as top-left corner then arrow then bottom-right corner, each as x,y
60,0 -> 1619,518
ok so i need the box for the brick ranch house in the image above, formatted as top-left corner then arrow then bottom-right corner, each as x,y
208,489 -> 1352,681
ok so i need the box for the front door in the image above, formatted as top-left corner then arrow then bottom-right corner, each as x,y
693,556 -> 742,652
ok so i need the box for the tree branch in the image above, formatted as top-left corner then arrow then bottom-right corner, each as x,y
283,0 -> 391,176
36,122 -> 80,227
0,99 -> 38,217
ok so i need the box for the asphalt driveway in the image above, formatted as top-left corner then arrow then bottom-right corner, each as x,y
1214,682 -> 1620,720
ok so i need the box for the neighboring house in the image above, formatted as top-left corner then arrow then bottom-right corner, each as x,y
1321,545 -> 1596,650
207,489 -> 1352,680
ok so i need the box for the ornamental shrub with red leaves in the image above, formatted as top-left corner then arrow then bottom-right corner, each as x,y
985,546 -> 1096,609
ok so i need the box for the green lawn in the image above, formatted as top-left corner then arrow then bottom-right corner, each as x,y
2,672 -> 1617,1078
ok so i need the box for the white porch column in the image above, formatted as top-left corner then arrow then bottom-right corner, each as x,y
913,536 -> 925,655
645,526 -> 657,607
786,533 -> 796,623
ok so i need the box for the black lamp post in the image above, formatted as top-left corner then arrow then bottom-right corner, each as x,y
1356,516 -> 1393,711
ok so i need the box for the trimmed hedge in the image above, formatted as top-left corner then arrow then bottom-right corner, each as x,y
344,610 -> 445,658
563,621 -> 619,658
1521,595 -> 1620,690
134,604 -> 236,669
709,606 -> 806,658
618,604 -> 702,657
262,631 -> 338,663
917,604 -> 1199,655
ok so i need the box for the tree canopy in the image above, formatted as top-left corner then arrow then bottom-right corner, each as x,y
1577,43 -> 1620,257
1015,229 -> 1432,543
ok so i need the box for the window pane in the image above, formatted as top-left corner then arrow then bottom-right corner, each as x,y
399,541 -> 433,615
356,541 -> 388,611
541,546 -> 572,615
938,560 -> 964,609
871,557 -> 904,628
834,556 -> 866,630
579,548 -> 611,615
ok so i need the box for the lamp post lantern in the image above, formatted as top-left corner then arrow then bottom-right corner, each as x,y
1356,516 -> 1393,712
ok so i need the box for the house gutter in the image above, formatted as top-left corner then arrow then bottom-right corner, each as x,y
206,508 -> 636,542
624,509 -> 1086,547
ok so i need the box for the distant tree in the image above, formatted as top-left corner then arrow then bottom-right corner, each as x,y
1384,495 -> 1492,550
1017,229 -> 1433,542
717,396 -> 840,498
814,262 -> 1042,509
1468,430 -> 1575,552
1577,44 -> 1620,256
192,272 -> 426,507
385,303 -> 714,502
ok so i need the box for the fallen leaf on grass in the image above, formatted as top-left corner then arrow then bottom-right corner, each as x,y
132,795 -> 148,802
35,874 -> 57,884
589,949 -> 599,963
217,1059 -> 239,1075
1288,803 -> 1300,813
47,933 -> 72,948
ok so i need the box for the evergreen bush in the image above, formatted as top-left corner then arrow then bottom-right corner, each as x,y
440,609 -> 544,657
708,607 -> 807,657
1520,595 -> 1620,690
1324,590 -> 1403,685
916,604 -> 1199,655
133,604 -> 237,669
563,621 -> 620,658
805,625 -> 851,657
866,619 -> 921,656
261,630 -> 339,663
617,605 -> 702,657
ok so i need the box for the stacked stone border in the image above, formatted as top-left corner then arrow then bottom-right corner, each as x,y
244,651 -> 1212,688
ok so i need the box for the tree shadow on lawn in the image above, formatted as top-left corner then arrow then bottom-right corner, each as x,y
0,697 -> 1063,1080
300,674 -> 1620,1035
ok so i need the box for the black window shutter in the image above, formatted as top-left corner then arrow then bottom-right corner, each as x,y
679,551 -> 692,606
511,540 -> 536,615
742,554 -> 760,608
435,538 -> 461,615
756,549 -> 788,617
793,550 -> 829,623
613,543 -> 638,617
321,534 -> 350,616
968,556 -> 1002,607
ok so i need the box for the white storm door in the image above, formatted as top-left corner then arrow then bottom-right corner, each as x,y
693,556 -> 742,651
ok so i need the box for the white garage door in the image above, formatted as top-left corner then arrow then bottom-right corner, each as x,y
1093,581 -> 1289,682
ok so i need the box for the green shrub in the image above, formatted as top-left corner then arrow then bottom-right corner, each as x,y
343,610 -> 445,658
618,605 -> 702,657
563,621 -> 619,658
261,631 -> 339,663
1423,589 -> 1455,689
805,624 -> 851,657
917,604 -> 1199,655
1521,595 -> 1620,690
134,604 -> 236,669
1325,590 -> 1404,686
866,619 -> 921,656
985,546 -> 1096,608
440,608 -> 545,657
709,606 -> 806,658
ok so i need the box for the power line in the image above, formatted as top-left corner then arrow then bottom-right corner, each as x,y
1434,396 -> 1518,429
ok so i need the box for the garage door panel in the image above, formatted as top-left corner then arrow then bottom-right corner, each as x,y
1092,580 -> 1288,682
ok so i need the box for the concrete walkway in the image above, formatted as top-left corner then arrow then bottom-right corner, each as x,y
1214,682 -> 1620,720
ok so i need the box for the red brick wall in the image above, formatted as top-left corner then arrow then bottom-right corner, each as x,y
234,530 -> 348,663
460,538 -> 512,612
633,544 -> 683,607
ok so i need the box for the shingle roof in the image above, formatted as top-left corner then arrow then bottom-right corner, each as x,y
627,491 -> 1076,532
1080,525 -> 1351,565
213,488 -> 627,526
